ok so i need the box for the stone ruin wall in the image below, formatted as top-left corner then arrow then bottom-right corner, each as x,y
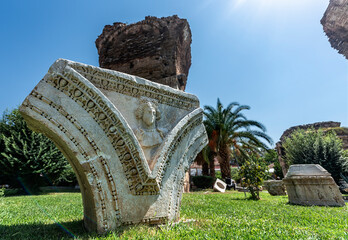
279,121 -> 341,142
96,15 -> 192,91
276,121 -> 348,176
321,0 -> 348,59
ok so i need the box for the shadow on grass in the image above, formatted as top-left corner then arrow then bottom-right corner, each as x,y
1,187 -> 80,197
0,220 -> 136,240
0,220 -> 86,240
0,220 -> 120,240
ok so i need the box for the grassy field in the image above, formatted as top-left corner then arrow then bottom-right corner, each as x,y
0,191 -> 347,239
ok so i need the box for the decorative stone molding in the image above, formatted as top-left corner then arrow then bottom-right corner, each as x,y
19,59 -> 207,233
283,164 -> 345,207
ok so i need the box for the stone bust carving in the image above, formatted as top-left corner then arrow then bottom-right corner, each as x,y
134,98 -> 168,164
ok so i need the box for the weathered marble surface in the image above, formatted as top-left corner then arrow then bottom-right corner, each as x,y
283,164 -> 345,207
263,180 -> 286,196
19,59 -> 208,233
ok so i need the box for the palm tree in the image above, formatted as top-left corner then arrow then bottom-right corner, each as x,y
203,99 -> 273,179
195,145 -> 216,178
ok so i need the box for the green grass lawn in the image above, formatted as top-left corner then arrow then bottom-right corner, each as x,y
1,191 -> 347,239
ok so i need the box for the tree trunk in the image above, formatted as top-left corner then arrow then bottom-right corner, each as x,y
194,151 -> 209,176
202,160 -> 209,176
219,146 -> 231,179
209,154 -> 215,178
276,142 -> 288,177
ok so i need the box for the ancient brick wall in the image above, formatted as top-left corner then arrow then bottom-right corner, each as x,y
321,0 -> 348,59
96,15 -> 192,90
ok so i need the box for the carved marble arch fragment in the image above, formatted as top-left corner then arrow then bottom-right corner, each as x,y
19,59 -> 208,233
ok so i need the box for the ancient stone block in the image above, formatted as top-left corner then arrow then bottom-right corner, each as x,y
213,179 -> 227,193
19,59 -> 207,233
283,164 -> 345,207
321,0 -> 348,59
96,15 -> 191,90
263,180 -> 286,196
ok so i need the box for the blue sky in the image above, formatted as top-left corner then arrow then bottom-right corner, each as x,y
0,0 -> 347,145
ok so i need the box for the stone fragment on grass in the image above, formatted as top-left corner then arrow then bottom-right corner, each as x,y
213,179 -> 227,193
264,180 -> 286,196
283,164 -> 345,207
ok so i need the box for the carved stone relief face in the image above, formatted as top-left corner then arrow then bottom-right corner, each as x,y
142,102 -> 156,127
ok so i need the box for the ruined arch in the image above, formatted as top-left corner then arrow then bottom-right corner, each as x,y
19,59 -> 207,233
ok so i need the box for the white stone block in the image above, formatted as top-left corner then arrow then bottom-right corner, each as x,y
213,179 -> 227,193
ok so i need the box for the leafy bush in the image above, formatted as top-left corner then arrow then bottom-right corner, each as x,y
215,168 -> 241,183
239,156 -> 269,200
261,149 -> 284,179
192,176 -> 215,189
283,129 -> 348,183
0,187 -> 22,197
0,109 -> 77,191
215,171 -> 222,180
339,150 -> 348,174
231,167 -> 241,182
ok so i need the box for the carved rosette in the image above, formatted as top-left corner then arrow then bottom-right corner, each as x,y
19,59 -> 208,233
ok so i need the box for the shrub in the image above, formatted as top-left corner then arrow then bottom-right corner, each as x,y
0,109 -> 77,191
262,149 -> 284,179
283,129 -> 348,183
0,187 -> 22,197
192,176 -> 215,189
239,156 -> 269,200
215,168 -> 241,183
215,171 -> 222,180
231,167 -> 241,182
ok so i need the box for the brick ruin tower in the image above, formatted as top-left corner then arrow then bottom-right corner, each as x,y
95,15 -> 192,91
321,0 -> 348,59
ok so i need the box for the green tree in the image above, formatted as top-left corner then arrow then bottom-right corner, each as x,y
203,99 -> 272,179
0,109 -> 76,190
261,149 -> 284,179
283,128 -> 348,183
201,145 -> 216,178
239,155 -> 269,200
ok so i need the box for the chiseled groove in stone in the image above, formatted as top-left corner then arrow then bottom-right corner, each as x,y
167,129 -> 207,216
70,63 -> 199,110
174,132 -> 207,211
28,91 -> 122,221
76,69 -> 194,110
55,68 -> 151,186
21,99 -> 110,230
44,69 -> 159,195
153,109 -> 203,184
